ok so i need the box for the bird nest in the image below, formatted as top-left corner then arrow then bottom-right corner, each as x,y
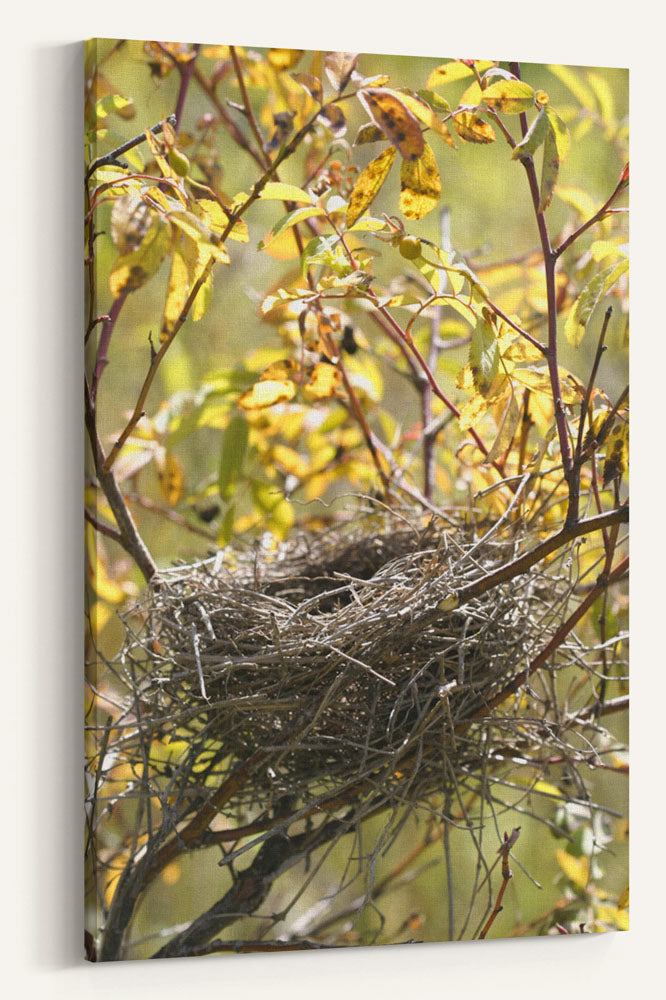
104,506 -> 614,831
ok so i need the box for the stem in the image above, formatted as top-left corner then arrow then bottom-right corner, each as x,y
456,506 -> 628,604
554,173 -> 628,259
509,62 -> 574,497
90,293 -> 126,404
85,115 -> 177,181
84,377 -> 158,583
173,45 -> 200,133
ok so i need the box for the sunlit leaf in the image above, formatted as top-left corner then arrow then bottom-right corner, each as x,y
303,362 -> 342,401
267,48 -> 303,71
394,89 -> 456,146
399,141 -> 441,220
512,368 -> 579,404
238,380 -> 297,410
426,61 -> 492,89
485,391 -> 521,463
156,451 -> 185,505
258,205 -> 325,250
469,316 -> 499,396
259,181 -> 314,203
564,260 -> 628,346
110,194 -> 153,253
556,849 -> 589,890
602,421 -> 628,486
458,393 -> 488,431
109,215 -> 171,297
346,146 -> 397,227
482,79 -> 534,113
357,89 -> 425,160
453,112 -> 496,144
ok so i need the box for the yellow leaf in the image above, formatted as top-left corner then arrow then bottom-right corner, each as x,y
399,141 -> 441,220
596,905 -> 629,931
303,362 -> 342,401
426,60 -> 493,89
161,238 -> 197,340
391,90 -> 455,146
357,89 -> 425,160
346,146 -> 397,227
109,216 -> 171,298
156,452 -> 185,506
617,884 -> 629,909
238,380 -> 297,410
602,421 -> 628,485
267,48 -> 303,71
556,850 -> 589,889
512,368 -> 578,405
458,393 -> 488,431
453,112 -> 496,144
481,79 -> 534,114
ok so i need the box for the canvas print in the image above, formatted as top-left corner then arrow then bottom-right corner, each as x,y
84,40 -> 629,961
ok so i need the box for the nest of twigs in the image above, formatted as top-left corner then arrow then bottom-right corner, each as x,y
111,506 -> 602,824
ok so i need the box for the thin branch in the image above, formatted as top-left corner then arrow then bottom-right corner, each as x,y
85,115 -> 177,181
554,167 -> 629,259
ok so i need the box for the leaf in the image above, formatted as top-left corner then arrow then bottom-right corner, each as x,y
453,112 -> 496,144
545,107 -> 570,160
512,368 -> 579,404
110,194 -> 153,253
267,48 -> 303,71
481,79 -> 534,113
258,205 -> 325,250
156,452 -> 185,506
353,122 -> 388,146
218,416 -> 249,500
317,104 -> 347,137
303,362 -> 342,401
161,237 -> 198,339
291,72 -> 323,104
346,147 -> 397,227
555,849 -> 589,890
357,89 -> 425,160
259,182 -> 314,203
393,89 -> 456,146
485,392 -> 521,463
564,260 -> 628,346
399,141 -> 441,220
511,107 -> 551,159
602,421 -> 628,486
458,394 -> 488,431
324,51 -> 359,93
108,216 -> 171,298
238,380 -> 297,410
538,109 -> 570,211
426,61 -> 478,88
469,317 -> 499,396
264,112 -> 296,153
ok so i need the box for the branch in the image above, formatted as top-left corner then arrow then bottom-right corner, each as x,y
85,115 -> 176,181
554,166 -> 629,259
84,377 -> 157,583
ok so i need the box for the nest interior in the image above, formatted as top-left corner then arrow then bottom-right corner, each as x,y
112,509 -> 589,821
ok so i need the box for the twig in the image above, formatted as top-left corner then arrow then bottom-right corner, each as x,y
85,115 -> 177,181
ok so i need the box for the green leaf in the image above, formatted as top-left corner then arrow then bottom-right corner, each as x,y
258,205 -> 325,250
94,93 -> 132,119
564,260 -> 628,347
469,316 -> 499,396
259,182 -> 314,204
511,107 -> 550,159
218,416 -> 249,500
